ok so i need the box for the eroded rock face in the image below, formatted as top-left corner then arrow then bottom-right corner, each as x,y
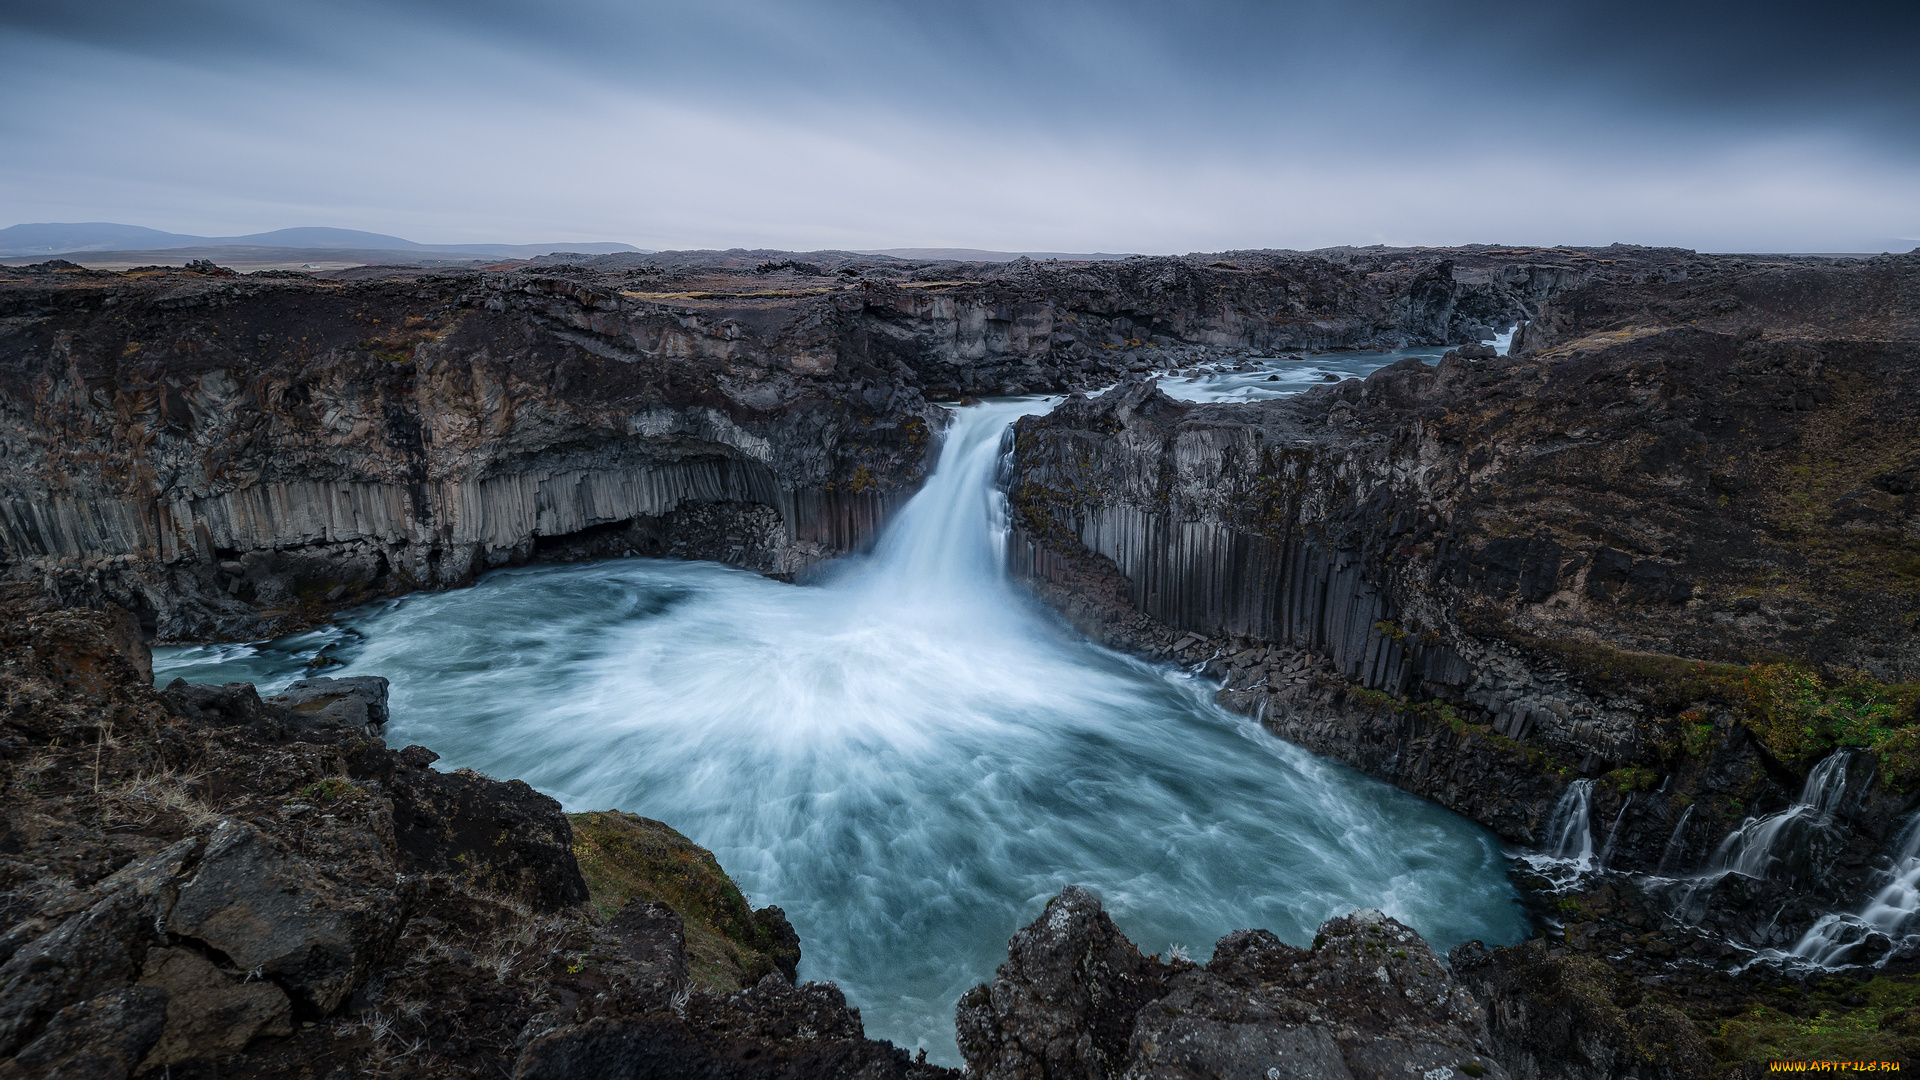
0,246 -> 1604,641
958,888 -> 1508,1080
1005,254 -> 1920,894
1449,940 -> 1712,1080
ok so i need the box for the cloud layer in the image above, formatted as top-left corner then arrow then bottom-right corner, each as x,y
2,0 -> 1914,251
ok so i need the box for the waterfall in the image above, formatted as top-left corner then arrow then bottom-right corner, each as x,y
1657,805 -> 1694,875
1542,779 -> 1596,867
1598,793 -> 1634,869
1664,751 -> 1857,935
155,394 -> 1528,1064
1789,817 -> 1920,967
1701,751 -> 1852,882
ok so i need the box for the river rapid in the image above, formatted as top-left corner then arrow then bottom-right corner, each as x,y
157,354 -> 1527,1064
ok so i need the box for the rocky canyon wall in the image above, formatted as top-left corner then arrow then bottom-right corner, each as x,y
0,245 -> 1612,640
1007,253 -> 1920,912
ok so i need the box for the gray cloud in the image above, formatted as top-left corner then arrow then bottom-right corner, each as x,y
1,0 -> 1914,251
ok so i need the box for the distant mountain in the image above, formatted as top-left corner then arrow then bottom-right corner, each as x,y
0,222 -> 205,255
857,247 -> 1136,262
0,222 -> 646,259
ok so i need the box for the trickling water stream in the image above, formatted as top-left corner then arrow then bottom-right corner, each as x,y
157,395 -> 1528,1064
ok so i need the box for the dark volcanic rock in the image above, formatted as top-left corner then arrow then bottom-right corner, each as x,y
0,985 -> 168,1080
1005,254 -> 1920,868
388,756 -> 590,913
1450,939 -> 1713,1080
0,601 -> 928,1079
264,676 -> 390,731
958,887 -> 1506,1080
165,820 -> 402,1015
0,246 -> 1611,641
955,885 -> 1173,1078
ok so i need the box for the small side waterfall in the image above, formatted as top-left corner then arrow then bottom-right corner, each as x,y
1542,779 -> 1596,867
1657,805 -> 1695,875
1664,751 -> 1857,934
1598,793 -> 1634,870
1789,817 -> 1920,967
1701,751 -> 1852,882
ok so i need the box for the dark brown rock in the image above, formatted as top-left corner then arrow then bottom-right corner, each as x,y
389,762 -> 589,912
0,986 -> 167,1080
136,946 -> 292,1067
1449,939 -> 1713,1080
166,820 -> 404,1014
956,885 -> 1173,1079
264,676 -> 390,731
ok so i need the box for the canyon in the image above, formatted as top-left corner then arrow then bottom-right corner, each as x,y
3,244 -> 1919,1075
0,244 -> 1607,641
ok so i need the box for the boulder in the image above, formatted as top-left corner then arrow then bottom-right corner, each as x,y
603,900 -> 691,991
0,986 -> 167,1080
266,675 -> 391,731
166,821 -> 404,1014
137,946 -> 293,1067
955,884 -> 1172,1079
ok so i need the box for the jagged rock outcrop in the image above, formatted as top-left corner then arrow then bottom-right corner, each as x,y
0,246 -> 1615,641
1449,939 -> 1712,1080
957,886 -> 1514,1080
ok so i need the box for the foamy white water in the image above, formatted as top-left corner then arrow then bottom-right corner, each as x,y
1154,346 -> 1453,403
157,399 -> 1527,1064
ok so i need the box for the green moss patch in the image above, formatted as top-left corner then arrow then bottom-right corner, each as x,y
1523,635 -> 1920,784
1702,974 -> 1920,1068
568,809 -> 798,991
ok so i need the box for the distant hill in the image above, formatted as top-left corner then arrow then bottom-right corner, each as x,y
0,222 -> 646,259
856,248 -> 1136,262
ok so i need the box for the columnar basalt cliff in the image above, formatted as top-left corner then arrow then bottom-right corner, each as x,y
1006,254 -> 1920,982
2,245 -> 1624,640
0,265 -> 944,640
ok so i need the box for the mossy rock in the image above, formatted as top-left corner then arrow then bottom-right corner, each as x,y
1702,974 -> 1920,1068
568,809 -> 800,992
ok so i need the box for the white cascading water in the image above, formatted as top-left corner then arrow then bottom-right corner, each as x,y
1790,816 -> 1920,967
1537,778 -> 1596,869
1661,751 -> 1854,936
155,398 -> 1527,1064
1657,804 -> 1695,875
1598,792 -> 1635,870
1702,751 -> 1852,881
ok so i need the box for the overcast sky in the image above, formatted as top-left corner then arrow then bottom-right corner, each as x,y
2,0 -> 1915,252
